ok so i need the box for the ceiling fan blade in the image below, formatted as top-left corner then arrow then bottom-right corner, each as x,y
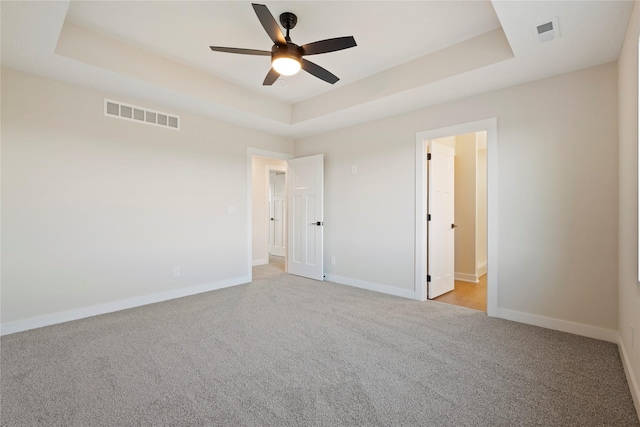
210,46 -> 271,56
263,68 -> 280,86
301,36 -> 357,56
301,59 -> 339,84
252,3 -> 286,46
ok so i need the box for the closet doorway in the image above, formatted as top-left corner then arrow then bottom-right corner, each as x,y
426,131 -> 488,311
415,118 -> 497,316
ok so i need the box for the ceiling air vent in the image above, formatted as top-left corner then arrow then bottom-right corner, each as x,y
104,99 -> 180,130
535,17 -> 560,43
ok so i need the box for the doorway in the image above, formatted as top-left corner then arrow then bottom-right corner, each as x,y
250,155 -> 287,270
414,119 -> 497,316
427,131 -> 488,311
246,149 -> 325,283
247,149 -> 292,280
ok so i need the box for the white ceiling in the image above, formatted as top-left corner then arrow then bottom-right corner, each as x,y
0,1 -> 634,139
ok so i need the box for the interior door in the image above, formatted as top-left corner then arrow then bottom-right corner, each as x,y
287,154 -> 324,280
269,172 -> 286,257
427,141 -> 455,298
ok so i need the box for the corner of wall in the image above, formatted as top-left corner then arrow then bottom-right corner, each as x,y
325,274 -> 417,300
619,333 -> 640,418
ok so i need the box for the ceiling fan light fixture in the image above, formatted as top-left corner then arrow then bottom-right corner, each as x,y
272,56 -> 301,75
271,47 -> 302,76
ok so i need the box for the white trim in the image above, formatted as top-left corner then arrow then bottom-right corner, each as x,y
252,259 -> 268,266
618,333 -> 640,419
247,148 -> 294,282
0,276 -> 250,336
477,262 -> 488,277
415,118 -> 498,315
486,120 -> 498,317
415,139 -> 427,301
325,274 -> 416,300
496,308 -> 617,343
249,148 -> 293,161
455,273 -> 479,283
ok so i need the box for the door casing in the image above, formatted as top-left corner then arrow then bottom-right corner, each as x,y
415,118 -> 498,316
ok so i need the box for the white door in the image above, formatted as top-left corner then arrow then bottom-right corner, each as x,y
287,155 -> 324,280
269,172 -> 286,257
427,142 -> 455,298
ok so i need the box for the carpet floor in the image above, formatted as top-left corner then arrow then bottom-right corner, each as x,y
1,260 -> 638,426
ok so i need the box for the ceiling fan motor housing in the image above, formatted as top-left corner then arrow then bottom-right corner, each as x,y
271,43 -> 302,62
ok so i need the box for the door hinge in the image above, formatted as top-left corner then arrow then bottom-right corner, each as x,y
427,153 -> 432,160
427,275 -> 431,282
427,214 -> 431,221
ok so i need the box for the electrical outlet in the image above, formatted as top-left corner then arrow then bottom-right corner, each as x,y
173,267 -> 180,277
330,256 -> 336,265
351,165 -> 357,175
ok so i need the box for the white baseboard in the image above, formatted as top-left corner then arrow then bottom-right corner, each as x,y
325,274 -> 416,300
618,333 -> 640,420
455,272 -> 479,283
496,308 -> 618,343
0,276 -> 250,336
477,262 -> 487,277
252,259 -> 267,266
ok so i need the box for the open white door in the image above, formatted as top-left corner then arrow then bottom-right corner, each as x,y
287,155 -> 324,280
269,172 -> 286,257
427,142 -> 455,298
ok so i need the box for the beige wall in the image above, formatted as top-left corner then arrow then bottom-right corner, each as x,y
618,0 -> 640,412
295,61 -> 619,332
1,68 -> 293,327
453,132 -> 477,278
251,156 -> 286,265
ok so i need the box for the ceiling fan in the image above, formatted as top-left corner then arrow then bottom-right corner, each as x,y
209,3 -> 357,85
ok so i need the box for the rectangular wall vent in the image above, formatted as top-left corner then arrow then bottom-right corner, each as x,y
534,17 -> 560,43
104,99 -> 180,130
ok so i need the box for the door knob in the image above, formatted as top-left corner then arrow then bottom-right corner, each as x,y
310,221 -> 323,226
451,224 -> 458,229
270,218 -> 274,221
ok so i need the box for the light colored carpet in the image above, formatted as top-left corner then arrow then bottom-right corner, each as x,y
1,262 -> 638,426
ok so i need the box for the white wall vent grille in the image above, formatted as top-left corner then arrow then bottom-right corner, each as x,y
533,17 -> 560,43
104,99 -> 180,130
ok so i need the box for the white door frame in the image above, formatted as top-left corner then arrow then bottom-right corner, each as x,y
415,118 -> 498,316
247,148 -> 294,282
